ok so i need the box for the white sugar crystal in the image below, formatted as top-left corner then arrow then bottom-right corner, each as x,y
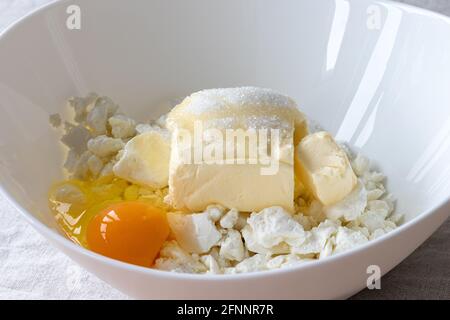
185,87 -> 297,115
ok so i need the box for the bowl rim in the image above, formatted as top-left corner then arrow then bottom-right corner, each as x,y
1,0 -> 450,282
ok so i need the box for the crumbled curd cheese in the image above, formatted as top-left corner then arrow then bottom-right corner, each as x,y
108,114 -> 136,139
219,229 -> 245,262
54,93 -> 403,275
167,212 -> 222,254
154,240 -> 207,273
153,152 -> 402,274
87,135 -> 124,158
242,207 -> 306,254
323,180 -> 367,221
61,125 -> 91,155
219,209 -> 239,229
333,227 -> 369,254
292,219 -> 339,255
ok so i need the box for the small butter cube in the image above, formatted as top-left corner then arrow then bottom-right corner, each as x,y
167,212 -> 221,253
113,130 -> 170,188
295,131 -> 357,206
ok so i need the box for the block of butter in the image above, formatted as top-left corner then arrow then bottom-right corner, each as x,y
113,129 -> 171,188
165,87 -> 308,212
295,131 -> 357,206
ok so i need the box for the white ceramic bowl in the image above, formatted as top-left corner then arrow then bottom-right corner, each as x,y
1,0 -> 449,299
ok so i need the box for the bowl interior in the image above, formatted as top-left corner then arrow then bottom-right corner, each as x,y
1,0 -> 450,234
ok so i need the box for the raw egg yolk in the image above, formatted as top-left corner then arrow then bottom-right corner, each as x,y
87,201 -> 169,267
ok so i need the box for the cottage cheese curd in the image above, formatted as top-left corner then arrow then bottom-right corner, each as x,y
153,149 -> 401,274
50,89 -> 403,274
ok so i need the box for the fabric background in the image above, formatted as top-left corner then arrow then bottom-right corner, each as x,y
0,0 -> 448,300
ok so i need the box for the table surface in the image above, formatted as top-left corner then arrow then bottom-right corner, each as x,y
0,0 -> 449,300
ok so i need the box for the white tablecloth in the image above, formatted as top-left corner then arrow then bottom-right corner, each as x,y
0,196 -> 127,299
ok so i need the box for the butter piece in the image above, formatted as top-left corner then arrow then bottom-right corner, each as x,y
168,162 -> 294,213
166,87 -> 307,212
113,130 -> 170,188
167,212 -> 221,253
295,131 -> 357,206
